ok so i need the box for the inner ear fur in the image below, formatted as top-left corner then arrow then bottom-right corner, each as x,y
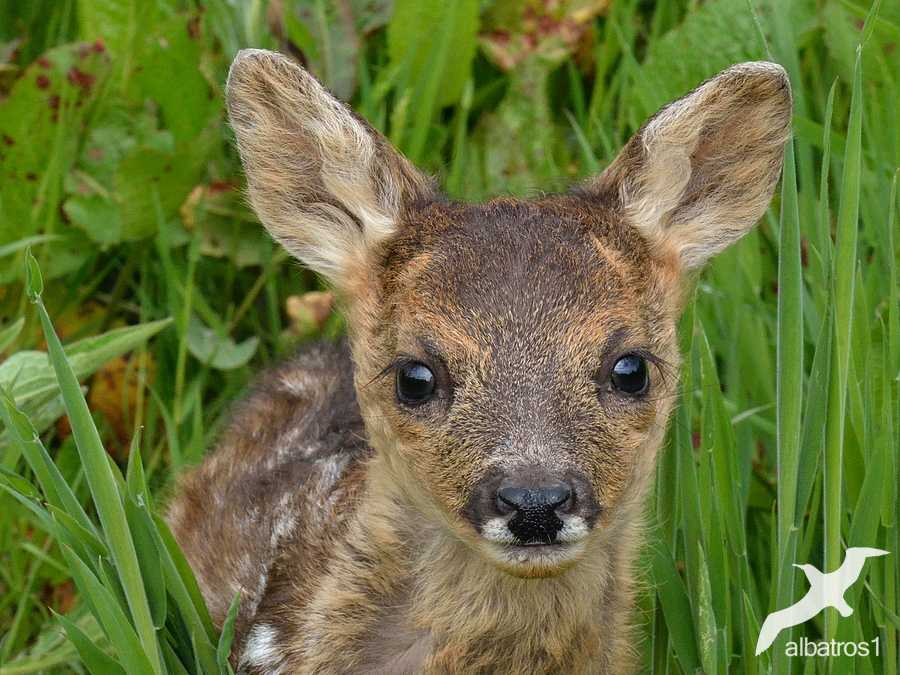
589,62 -> 793,270
226,49 -> 434,287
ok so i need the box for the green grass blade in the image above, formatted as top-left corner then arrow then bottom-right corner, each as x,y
0,465 -> 42,500
0,387 -> 98,537
46,506 -> 109,559
774,137 -> 803,670
565,110 -> 601,176
695,542 -> 718,675
25,251 -> 163,675
884,174 -> 899,675
698,326 -> 746,554
161,639 -> 194,675
815,80 -> 837,294
59,543 -> 155,675
797,304 -> 832,526
217,590 -> 241,671
0,482 -> 57,535
124,495 -> 167,630
825,31 -> 864,649
123,443 -> 182,635
0,318 -> 25,356
649,527 -> 702,674
152,513 -> 220,645
776,138 -> 803,540
54,611 -> 127,675
847,427 -> 889,553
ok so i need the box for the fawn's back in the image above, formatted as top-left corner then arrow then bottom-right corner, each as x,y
167,50 -> 791,675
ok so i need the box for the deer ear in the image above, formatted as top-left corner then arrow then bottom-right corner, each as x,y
226,49 -> 434,286
589,62 -> 792,270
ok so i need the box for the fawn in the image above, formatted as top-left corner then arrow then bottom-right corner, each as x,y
167,50 -> 792,674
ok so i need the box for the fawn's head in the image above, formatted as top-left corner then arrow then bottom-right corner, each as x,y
226,50 -> 791,578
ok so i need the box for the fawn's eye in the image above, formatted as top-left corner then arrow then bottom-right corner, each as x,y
610,355 -> 649,395
396,362 -> 436,404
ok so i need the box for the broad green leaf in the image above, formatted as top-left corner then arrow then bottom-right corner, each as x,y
62,193 -> 124,246
61,92 -> 175,245
186,314 -> 258,370
0,318 -> 171,445
129,13 -> 220,145
630,0 -> 815,122
113,132 -> 215,240
68,91 -> 175,188
76,0 -> 168,84
184,182 -> 268,268
0,43 -> 111,283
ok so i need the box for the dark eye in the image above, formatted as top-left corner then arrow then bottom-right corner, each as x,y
396,362 -> 436,404
611,355 -> 649,395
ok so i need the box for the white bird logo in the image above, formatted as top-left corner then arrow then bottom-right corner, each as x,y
756,547 -> 889,655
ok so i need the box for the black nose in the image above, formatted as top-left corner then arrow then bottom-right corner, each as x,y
497,482 -> 571,545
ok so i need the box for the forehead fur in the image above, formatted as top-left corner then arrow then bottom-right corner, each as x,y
378,195 -> 678,351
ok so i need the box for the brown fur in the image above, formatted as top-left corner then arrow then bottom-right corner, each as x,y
167,50 -> 792,674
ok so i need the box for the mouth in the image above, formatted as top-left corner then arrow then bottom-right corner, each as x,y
484,537 -> 589,577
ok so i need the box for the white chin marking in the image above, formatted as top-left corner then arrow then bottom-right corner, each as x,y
480,515 -> 590,545
479,516 -> 591,573
480,517 -> 519,545
556,516 -> 590,543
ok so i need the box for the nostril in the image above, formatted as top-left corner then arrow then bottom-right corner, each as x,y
543,484 -> 571,510
497,486 -> 526,511
497,484 -> 571,512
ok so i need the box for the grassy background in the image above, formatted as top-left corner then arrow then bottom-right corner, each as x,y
0,0 -> 897,673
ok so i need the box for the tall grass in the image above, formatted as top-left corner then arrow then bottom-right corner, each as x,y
0,0 -> 897,673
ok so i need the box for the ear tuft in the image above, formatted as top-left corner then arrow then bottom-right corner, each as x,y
590,62 -> 792,269
226,49 -> 433,286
